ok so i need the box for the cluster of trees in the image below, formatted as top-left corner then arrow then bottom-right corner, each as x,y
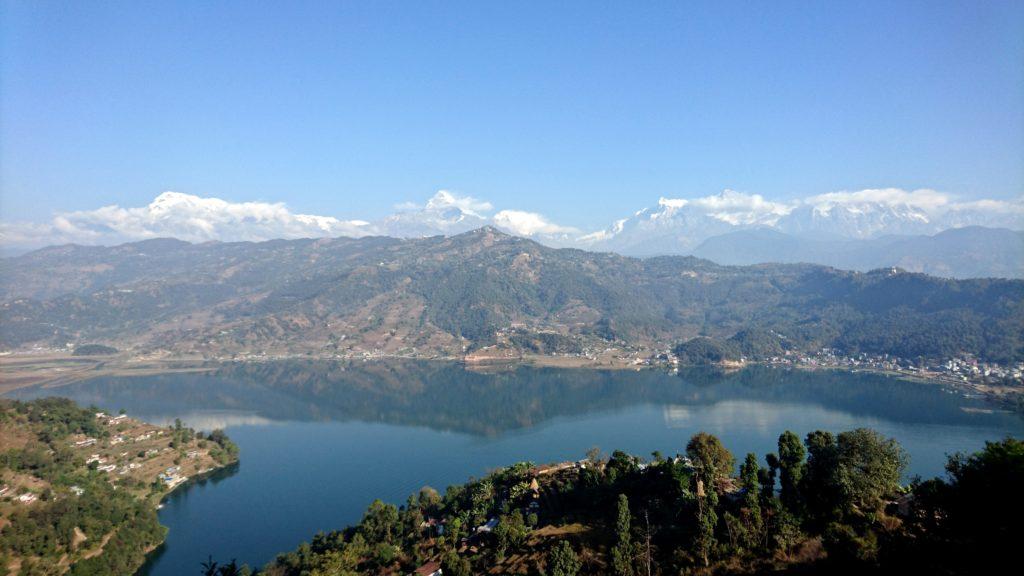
71,344 -> 119,356
168,418 -> 238,465
231,428 -> 1020,575
205,428 -> 240,465
508,329 -> 585,355
4,397 -> 106,442
672,328 -> 790,364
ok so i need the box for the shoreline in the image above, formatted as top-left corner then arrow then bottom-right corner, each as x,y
134,461 -> 241,574
2,351 -> 1020,413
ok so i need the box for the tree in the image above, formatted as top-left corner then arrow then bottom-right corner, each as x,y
694,482 -> 718,567
359,499 -> 400,544
606,450 -> 640,485
612,494 -> 635,576
777,431 -> 805,514
446,516 -> 465,549
739,453 -> 763,549
901,438 -> 1024,573
686,435 -> 729,567
441,551 -> 471,576
547,540 -> 581,576
760,452 -> 778,503
687,432 -> 734,488
835,428 -> 907,510
417,486 -> 442,511
800,430 -> 841,526
494,510 -> 528,561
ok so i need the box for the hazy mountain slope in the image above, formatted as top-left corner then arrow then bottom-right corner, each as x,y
1,228 -> 1021,362
692,227 -> 1024,279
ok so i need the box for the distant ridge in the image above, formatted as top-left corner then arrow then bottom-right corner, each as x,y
692,226 -> 1024,279
1,228 -> 1020,363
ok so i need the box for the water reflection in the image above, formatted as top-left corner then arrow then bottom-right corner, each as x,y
10,360 -> 1012,435
8,360 -> 1021,576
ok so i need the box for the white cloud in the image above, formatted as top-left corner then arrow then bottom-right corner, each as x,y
803,188 -> 951,213
492,210 -> 579,237
0,191 -> 373,249
943,197 -> 1024,214
688,189 -> 794,225
651,190 -> 794,226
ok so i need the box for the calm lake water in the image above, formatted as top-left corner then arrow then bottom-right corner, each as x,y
8,361 -> 1023,575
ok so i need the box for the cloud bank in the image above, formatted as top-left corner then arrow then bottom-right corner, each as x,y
1,187 -> 1021,253
0,192 -> 373,248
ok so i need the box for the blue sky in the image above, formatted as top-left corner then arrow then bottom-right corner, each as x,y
1,0 -> 1021,230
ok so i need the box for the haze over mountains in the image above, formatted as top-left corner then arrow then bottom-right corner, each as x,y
2,189 -> 1021,278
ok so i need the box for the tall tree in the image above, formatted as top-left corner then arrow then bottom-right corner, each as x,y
777,431 -> 805,514
612,493 -> 635,576
760,452 -> 779,503
686,432 -> 735,488
739,453 -> 763,549
801,430 -> 841,527
694,480 -> 719,567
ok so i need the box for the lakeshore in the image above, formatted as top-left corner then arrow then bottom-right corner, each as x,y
4,349 -> 1021,414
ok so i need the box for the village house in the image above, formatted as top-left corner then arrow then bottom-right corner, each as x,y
420,517 -> 445,536
474,517 -> 499,534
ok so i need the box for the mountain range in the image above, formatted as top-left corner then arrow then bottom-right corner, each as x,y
3,189 -> 1021,278
2,227 -> 1021,363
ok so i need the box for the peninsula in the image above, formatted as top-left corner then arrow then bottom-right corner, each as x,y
0,397 -> 238,575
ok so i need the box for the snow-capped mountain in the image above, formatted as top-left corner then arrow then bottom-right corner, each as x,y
776,201 -> 935,240
580,191 -> 793,254
377,190 -> 491,237
582,189 -> 1023,255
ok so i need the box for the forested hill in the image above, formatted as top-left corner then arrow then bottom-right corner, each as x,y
1,227 -> 1021,362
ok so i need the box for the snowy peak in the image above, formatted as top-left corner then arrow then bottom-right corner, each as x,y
587,189 -> 1022,253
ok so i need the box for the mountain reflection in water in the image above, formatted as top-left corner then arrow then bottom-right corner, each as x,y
9,360 -> 1022,576
12,360 -> 1012,436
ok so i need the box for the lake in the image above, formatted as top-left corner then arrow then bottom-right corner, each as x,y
7,360 -> 1023,575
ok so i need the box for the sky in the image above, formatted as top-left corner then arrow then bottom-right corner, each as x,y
1,0 -> 1022,241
